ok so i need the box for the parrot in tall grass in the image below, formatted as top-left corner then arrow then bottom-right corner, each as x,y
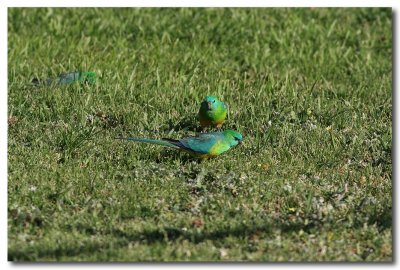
32,71 -> 96,86
116,130 -> 243,159
198,96 -> 227,129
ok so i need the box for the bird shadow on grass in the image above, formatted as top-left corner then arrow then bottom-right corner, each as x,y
155,149 -> 204,164
163,116 -> 201,133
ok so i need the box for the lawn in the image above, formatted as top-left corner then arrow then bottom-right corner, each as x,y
7,8 -> 392,261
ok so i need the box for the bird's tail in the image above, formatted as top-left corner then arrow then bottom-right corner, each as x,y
115,137 -> 180,149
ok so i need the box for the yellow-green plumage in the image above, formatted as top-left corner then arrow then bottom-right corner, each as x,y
116,130 -> 243,159
198,96 -> 227,129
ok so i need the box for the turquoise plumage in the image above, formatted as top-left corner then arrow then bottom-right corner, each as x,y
116,130 -> 243,159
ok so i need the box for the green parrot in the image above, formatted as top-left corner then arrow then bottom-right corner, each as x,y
32,71 -> 96,86
198,96 -> 227,129
116,130 -> 243,159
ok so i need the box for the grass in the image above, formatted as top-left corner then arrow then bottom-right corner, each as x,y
7,7 -> 392,261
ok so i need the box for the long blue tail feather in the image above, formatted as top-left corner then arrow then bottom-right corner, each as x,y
115,137 -> 180,149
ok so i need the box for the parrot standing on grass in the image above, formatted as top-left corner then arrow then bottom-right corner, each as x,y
32,71 -> 96,86
198,96 -> 227,129
115,130 -> 243,159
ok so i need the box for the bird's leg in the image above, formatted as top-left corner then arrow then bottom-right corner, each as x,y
199,126 -> 208,133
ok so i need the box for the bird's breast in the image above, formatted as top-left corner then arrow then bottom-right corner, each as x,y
208,140 -> 230,155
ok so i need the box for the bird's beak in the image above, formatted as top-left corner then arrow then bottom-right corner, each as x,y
239,140 -> 244,145
207,102 -> 212,110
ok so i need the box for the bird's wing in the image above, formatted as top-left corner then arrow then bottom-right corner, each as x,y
178,133 -> 225,154
221,101 -> 227,110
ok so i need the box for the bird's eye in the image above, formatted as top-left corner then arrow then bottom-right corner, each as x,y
212,100 -> 215,103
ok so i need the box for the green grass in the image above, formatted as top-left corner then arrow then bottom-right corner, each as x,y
8,7 -> 392,261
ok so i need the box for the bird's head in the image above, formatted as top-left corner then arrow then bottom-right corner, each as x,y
201,96 -> 223,111
223,130 -> 243,147
81,72 -> 97,84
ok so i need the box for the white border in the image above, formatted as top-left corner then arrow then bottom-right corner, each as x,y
1,0 -> 398,7
1,1 -> 398,269
1,0 -> 8,267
